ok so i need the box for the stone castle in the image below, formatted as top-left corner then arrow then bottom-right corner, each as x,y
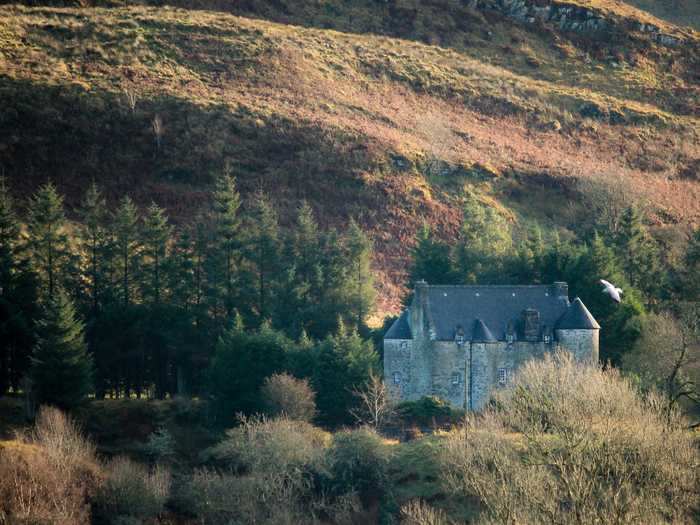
383,281 -> 599,410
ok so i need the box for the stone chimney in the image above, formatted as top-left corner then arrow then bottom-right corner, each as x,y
410,280 -> 429,339
522,308 -> 540,341
552,281 -> 569,299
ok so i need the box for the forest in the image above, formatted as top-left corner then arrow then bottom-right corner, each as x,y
0,172 -> 698,524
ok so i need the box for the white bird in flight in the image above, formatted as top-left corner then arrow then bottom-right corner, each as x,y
600,279 -> 623,303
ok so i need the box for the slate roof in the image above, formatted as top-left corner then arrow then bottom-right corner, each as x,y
425,285 -> 571,341
384,310 -> 412,339
472,319 -> 497,342
555,297 -> 600,330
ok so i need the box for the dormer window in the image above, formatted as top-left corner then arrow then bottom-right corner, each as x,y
455,325 -> 465,346
506,321 -> 515,343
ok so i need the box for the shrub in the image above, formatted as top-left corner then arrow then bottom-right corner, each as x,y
142,427 -> 175,462
442,351 -> 699,524
261,372 -> 317,422
325,427 -> 392,508
93,456 -> 170,523
0,406 -> 101,524
210,415 -> 329,475
400,499 -> 452,525
396,396 -> 454,427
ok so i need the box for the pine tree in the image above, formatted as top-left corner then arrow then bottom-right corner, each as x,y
616,206 -> 662,302
141,202 -> 173,399
312,323 -> 379,426
79,182 -> 112,313
112,196 -> 140,307
243,193 -> 281,324
345,219 -> 376,330
568,233 -> 644,365
141,202 -> 172,305
456,195 -> 511,283
26,182 -> 71,300
30,288 -> 94,410
408,223 -> 454,286
0,179 -> 37,395
210,169 -> 242,320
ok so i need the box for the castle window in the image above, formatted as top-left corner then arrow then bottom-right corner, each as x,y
498,368 -> 509,386
506,333 -> 515,343
400,341 -> 408,350
452,372 -> 461,385
393,372 -> 401,385
455,325 -> 465,346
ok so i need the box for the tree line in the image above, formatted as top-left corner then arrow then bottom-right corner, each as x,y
408,193 -> 700,366
0,174 -> 376,415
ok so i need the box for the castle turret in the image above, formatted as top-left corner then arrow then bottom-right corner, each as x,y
555,297 -> 600,363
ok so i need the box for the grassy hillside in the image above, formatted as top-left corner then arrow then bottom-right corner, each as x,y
0,0 -> 698,312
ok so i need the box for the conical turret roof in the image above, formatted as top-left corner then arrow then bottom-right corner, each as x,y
556,297 -> 600,330
472,319 -> 497,342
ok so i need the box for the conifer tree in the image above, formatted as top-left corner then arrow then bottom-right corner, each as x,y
141,202 -> 173,398
568,233 -> 644,365
141,202 -> 172,305
312,323 -> 379,426
243,193 -> 281,323
408,223 -> 454,286
345,219 -> 376,330
210,169 -> 242,320
616,206 -> 662,302
79,182 -> 112,313
112,196 -> 140,307
0,179 -> 37,395
456,195 -> 511,283
26,182 -> 70,300
30,288 -> 93,410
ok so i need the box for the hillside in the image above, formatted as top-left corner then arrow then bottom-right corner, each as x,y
1,0 -> 699,313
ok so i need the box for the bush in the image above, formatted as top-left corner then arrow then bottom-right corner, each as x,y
441,351 -> 699,524
396,396 -> 455,427
93,456 -> 170,523
400,499 -> 451,525
0,406 -> 101,524
142,427 -> 175,462
325,427 -> 392,508
202,416 -> 331,523
210,415 -> 329,475
261,372 -> 317,422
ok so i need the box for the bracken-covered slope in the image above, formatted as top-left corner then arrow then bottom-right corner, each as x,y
0,0 -> 698,313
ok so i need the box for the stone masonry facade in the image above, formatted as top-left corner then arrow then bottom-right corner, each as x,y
384,282 -> 599,410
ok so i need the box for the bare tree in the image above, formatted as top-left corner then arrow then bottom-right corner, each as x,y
350,372 -> 395,430
151,115 -> 164,152
623,306 -> 700,427
122,87 -> 138,115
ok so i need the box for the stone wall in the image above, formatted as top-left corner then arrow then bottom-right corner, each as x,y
555,328 -> 599,363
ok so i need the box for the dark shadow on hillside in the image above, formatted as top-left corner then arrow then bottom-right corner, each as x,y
0,75 -> 390,228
